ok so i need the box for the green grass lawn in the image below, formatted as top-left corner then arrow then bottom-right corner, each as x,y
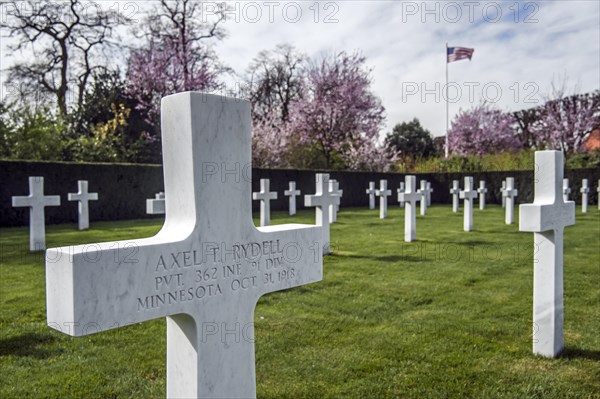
1,205 -> 599,398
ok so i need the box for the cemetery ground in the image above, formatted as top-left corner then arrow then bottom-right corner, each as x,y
1,206 -> 598,398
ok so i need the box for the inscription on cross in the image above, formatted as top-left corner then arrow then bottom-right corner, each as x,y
46,93 -> 323,399
12,176 -> 60,251
519,150 -> 575,358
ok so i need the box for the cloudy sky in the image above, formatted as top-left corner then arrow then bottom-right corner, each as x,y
2,1 -> 599,139
214,0 -> 599,137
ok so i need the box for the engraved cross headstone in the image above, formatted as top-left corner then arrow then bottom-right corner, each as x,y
12,176 -> 60,251
450,180 -> 460,213
366,181 -> 376,210
397,182 -> 405,208
519,150 -> 575,358
580,179 -> 589,213
375,179 -> 392,219
426,181 -> 433,206
252,178 -> 278,227
305,173 -> 339,255
597,179 -> 600,210
505,177 -> 518,225
284,181 -> 301,216
459,176 -> 478,232
418,180 -> 430,216
68,180 -> 98,230
477,180 -> 488,210
562,178 -> 571,202
500,180 -> 507,208
147,192 -> 166,215
398,175 -> 421,242
46,93 -> 323,399
328,180 -> 342,223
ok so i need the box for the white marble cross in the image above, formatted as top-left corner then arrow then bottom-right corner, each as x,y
398,175 -> 421,242
501,180 -> 507,208
459,176 -> 478,232
375,179 -> 392,219
426,182 -> 433,206
45,92 -> 323,399
450,180 -> 460,213
305,173 -> 339,255
253,178 -> 278,227
284,181 -> 301,216
562,178 -> 571,202
68,180 -> 98,230
580,179 -> 589,213
328,180 -> 343,223
418,180 -> 430,216
505,177 -> 518,225
12,176 -> 60,251
477,180 -> 488,210
519,150 -> 575,358
366,182 -> 376,210
397,182 -> 405,208
597,179 -> 600,210
146,192 -> 166,215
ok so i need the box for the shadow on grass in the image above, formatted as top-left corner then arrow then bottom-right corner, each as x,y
333,253 -> 425,263
0,332 -> 57,359
450,240 -> 489,246
559,347 -> 600,361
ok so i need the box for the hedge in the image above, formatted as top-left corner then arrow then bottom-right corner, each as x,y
1,160 -> 598,227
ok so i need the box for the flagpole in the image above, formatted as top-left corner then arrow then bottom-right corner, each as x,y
445,42 -> 449,159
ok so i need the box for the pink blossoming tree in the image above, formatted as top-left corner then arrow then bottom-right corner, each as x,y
290,51 -> 390,170
532,89 -> 600,152
126,0 -> 229,134
448,103 -> 523,156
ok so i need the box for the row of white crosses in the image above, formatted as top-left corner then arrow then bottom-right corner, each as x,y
563,178 -> 596,213
12,178 -> 98,251
252,178 -> 343,227
368,179 -> 433,217
367,178 -> 434,242
364,177 -> 422,242
450,178 -> 518,225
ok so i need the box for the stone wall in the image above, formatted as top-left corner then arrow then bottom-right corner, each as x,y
1,160 -> 598,227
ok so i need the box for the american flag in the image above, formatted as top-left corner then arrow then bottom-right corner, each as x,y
447,47 -> 474,63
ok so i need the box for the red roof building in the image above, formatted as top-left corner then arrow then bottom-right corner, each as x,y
582,127 -> 600,151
